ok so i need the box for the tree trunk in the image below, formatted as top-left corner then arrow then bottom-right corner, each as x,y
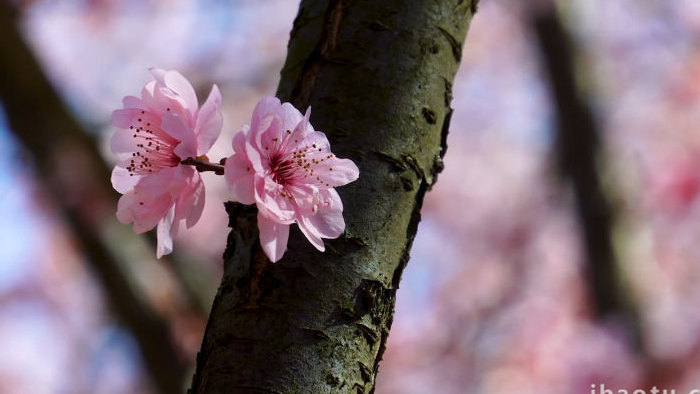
531,8 -> 641,348
190,0 -> 477,392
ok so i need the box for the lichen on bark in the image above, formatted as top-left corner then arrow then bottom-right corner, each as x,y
190,1 -> 476,392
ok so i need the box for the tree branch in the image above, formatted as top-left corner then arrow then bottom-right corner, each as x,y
531,6 -> 641,345
181,157 -> 225,175
190,0 -> 477,392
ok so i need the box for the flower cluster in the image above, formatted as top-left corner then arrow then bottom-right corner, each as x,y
224,97 -> 359,261
111,70 -> 358,262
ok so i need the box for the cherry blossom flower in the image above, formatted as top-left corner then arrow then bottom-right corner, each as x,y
110,69 -> 222,257
224,97 -> 359,262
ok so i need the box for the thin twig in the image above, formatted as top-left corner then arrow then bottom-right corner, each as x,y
181,157 -> 225,175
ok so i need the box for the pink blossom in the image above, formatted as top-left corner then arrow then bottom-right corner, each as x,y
110,69 -> 222,257
224,97 -> 359,262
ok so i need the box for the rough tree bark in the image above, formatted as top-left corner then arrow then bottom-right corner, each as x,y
190,1 -> 477,392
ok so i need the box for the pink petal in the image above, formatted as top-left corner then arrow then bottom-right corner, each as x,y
255,115 -> 284,158
308,189 -> 346,237
281,107 -> 313,150
257,212 -> 290,262
141,78 -> 189,121
149,68 -> 167,81
279,102 -> 304,132
297,215 -> 326,252
174,172 -> 206,228
313,157 -> 360,187
244,140 -> 265,174
194,84 -> 223,155
110,128 -> 141,155
224,153 -> 256,204
297,131 -> 359,187
299,131 -> 331,151
133,199 -> 172,233
254,176 -> 295,223
160,69 -> 199,115
232,128 -> 248,153
111,166 -> 141,194
122,95 -> 145,109
296,189 -> 345,251
116,189 -> 173,234
111,108 -> 141,128
257,102 -> 302,155
149,68 -> 196,113
134,166 -> 187,199
250,96 -> 282,134
161,113 -> 196,160
140,81 -> 160,111
250,97 -> 286,153
116,190 -> 137,224
156,206 -> 176,258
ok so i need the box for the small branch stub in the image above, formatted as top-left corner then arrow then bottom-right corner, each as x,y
182,156 -> 225,175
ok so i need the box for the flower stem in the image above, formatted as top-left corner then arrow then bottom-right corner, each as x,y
181,157 -> 224,175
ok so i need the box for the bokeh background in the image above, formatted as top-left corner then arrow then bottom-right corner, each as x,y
1,0 -> 699,393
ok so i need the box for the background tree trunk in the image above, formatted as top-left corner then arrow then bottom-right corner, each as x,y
531,7 -> 641,348
190,0 -> 477,392
0,2 -> 189,393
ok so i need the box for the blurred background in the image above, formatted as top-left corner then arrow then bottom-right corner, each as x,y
0,0 -> 698,393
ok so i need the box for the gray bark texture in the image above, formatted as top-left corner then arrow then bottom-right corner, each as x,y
190,1 -> 476,392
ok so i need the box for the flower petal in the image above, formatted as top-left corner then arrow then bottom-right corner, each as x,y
141,77 -> 189,121
280,106 -> 313,151
257,102 -> 303,156
156,206 -> 176,258
123,95 -> 145,109
308,189 -> 346,238
164,70 -> 199,113
250,96 -> 282,134
117,189 -> 173,234
256,115 -> 284,159
161,112 -> 196,160
244,140 -> 265,174
280,102 -> 304,130
313,157 -> 360,187
224,152 -> 256,204
299,131 -> 331,151
151,68 -> 199,114
134,165 -> 187,198
254,176 -> 295,223
111,108 -> 141,129
175,171 -> 206,228
195,84 -> 223,155
298,131 -> 359,187
296,189 -> 345,251
258,212 -> 290,262
232,127 -> 248,153
141,80 -> 163,112
116,190 -> 137,225
111,166 -> 141,194
110,128 -> 141,155
297,215 -> 325,252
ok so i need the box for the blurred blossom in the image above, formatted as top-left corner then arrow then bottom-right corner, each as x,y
87,327 -> 149,394
0,133 -> 44,291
